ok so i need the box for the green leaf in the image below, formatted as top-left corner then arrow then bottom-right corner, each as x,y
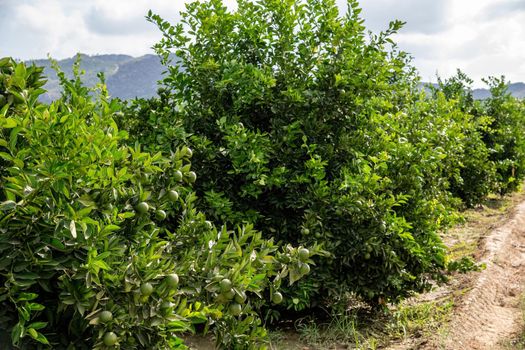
2,117 -> 17,128
92,259 -> 110,271
11,323 -> 23,344
14,63 -> 26,78
16,271 -> 39,280
35,333 -> 50,345
69,220 -> 77,239
28,322 -> 47,330
27,328 -> 38,339
0,57 -> 11,67
101,224 -> 120,234
48,238 -> 66,250
27,328 -> 49,345
27,302 -> 45,311
15,293 -> 38,302
0,152 -> 12,161
0,200 -> 16,211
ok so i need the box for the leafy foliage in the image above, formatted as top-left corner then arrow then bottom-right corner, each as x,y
133,0 -> 525,311
137,0 -> 451,308
481,76 -> 525,194
0,57 -> 313,349
434,70 -> 525,203
2,0 -> 525,348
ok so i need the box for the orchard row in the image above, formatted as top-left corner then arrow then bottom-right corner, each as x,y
1,0 -> 525,349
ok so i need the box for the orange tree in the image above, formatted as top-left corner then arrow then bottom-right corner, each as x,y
0,57 -> 315,349
432,71 -> 496,207
479,76 -> 525,194
432,71 -> 525,206
126,0 -> 475,311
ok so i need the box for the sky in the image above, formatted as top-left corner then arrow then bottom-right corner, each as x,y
1,0 -> 525,87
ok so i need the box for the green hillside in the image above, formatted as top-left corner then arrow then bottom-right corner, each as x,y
30,54 -> 525,102
28,54 -> 164,102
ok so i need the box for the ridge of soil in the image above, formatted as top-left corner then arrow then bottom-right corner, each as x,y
416,197 -> 525,350
439,201 -> 525,349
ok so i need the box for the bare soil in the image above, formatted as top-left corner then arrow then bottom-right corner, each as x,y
437,201 -> 525,349
410,195 -> 525,350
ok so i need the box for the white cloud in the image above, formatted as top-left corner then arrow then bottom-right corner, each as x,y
0,0 -> 185,59
392,0 -> 525,86
358,0 -> 448,34
1,0 -> 85,59
1,0 -> 524,87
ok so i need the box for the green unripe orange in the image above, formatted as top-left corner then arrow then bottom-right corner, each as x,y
186,171 -> 197,183
168,190 -> 179,201
234,291 -> 247,304
215,294 -> 227,304
165,274 -> 179,288
99,310 -> 113,323
155,210 -> 167,220
223,289 -> 235,300
219,278 -> 232,292
299,263 -> 310,275
136,202 -> 149,214
140,282 -> 154,296
298,248 -> 310,261
272,292 -> 283,304
173,170 -> 183,182
160,301 -> 174,311
229,303 -> 242,316
183,146 -> 193,158
103,332 -> 118,346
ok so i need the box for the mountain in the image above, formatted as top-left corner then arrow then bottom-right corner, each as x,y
105,55 -> 165,100
508,82 -> 525,98
26,54 -> 525,102
28,54 -> 166,103
420,82 -> 525,100
473,82 -> 525,100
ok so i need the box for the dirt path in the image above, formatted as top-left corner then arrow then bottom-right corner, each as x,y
424,201 -> 525,349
